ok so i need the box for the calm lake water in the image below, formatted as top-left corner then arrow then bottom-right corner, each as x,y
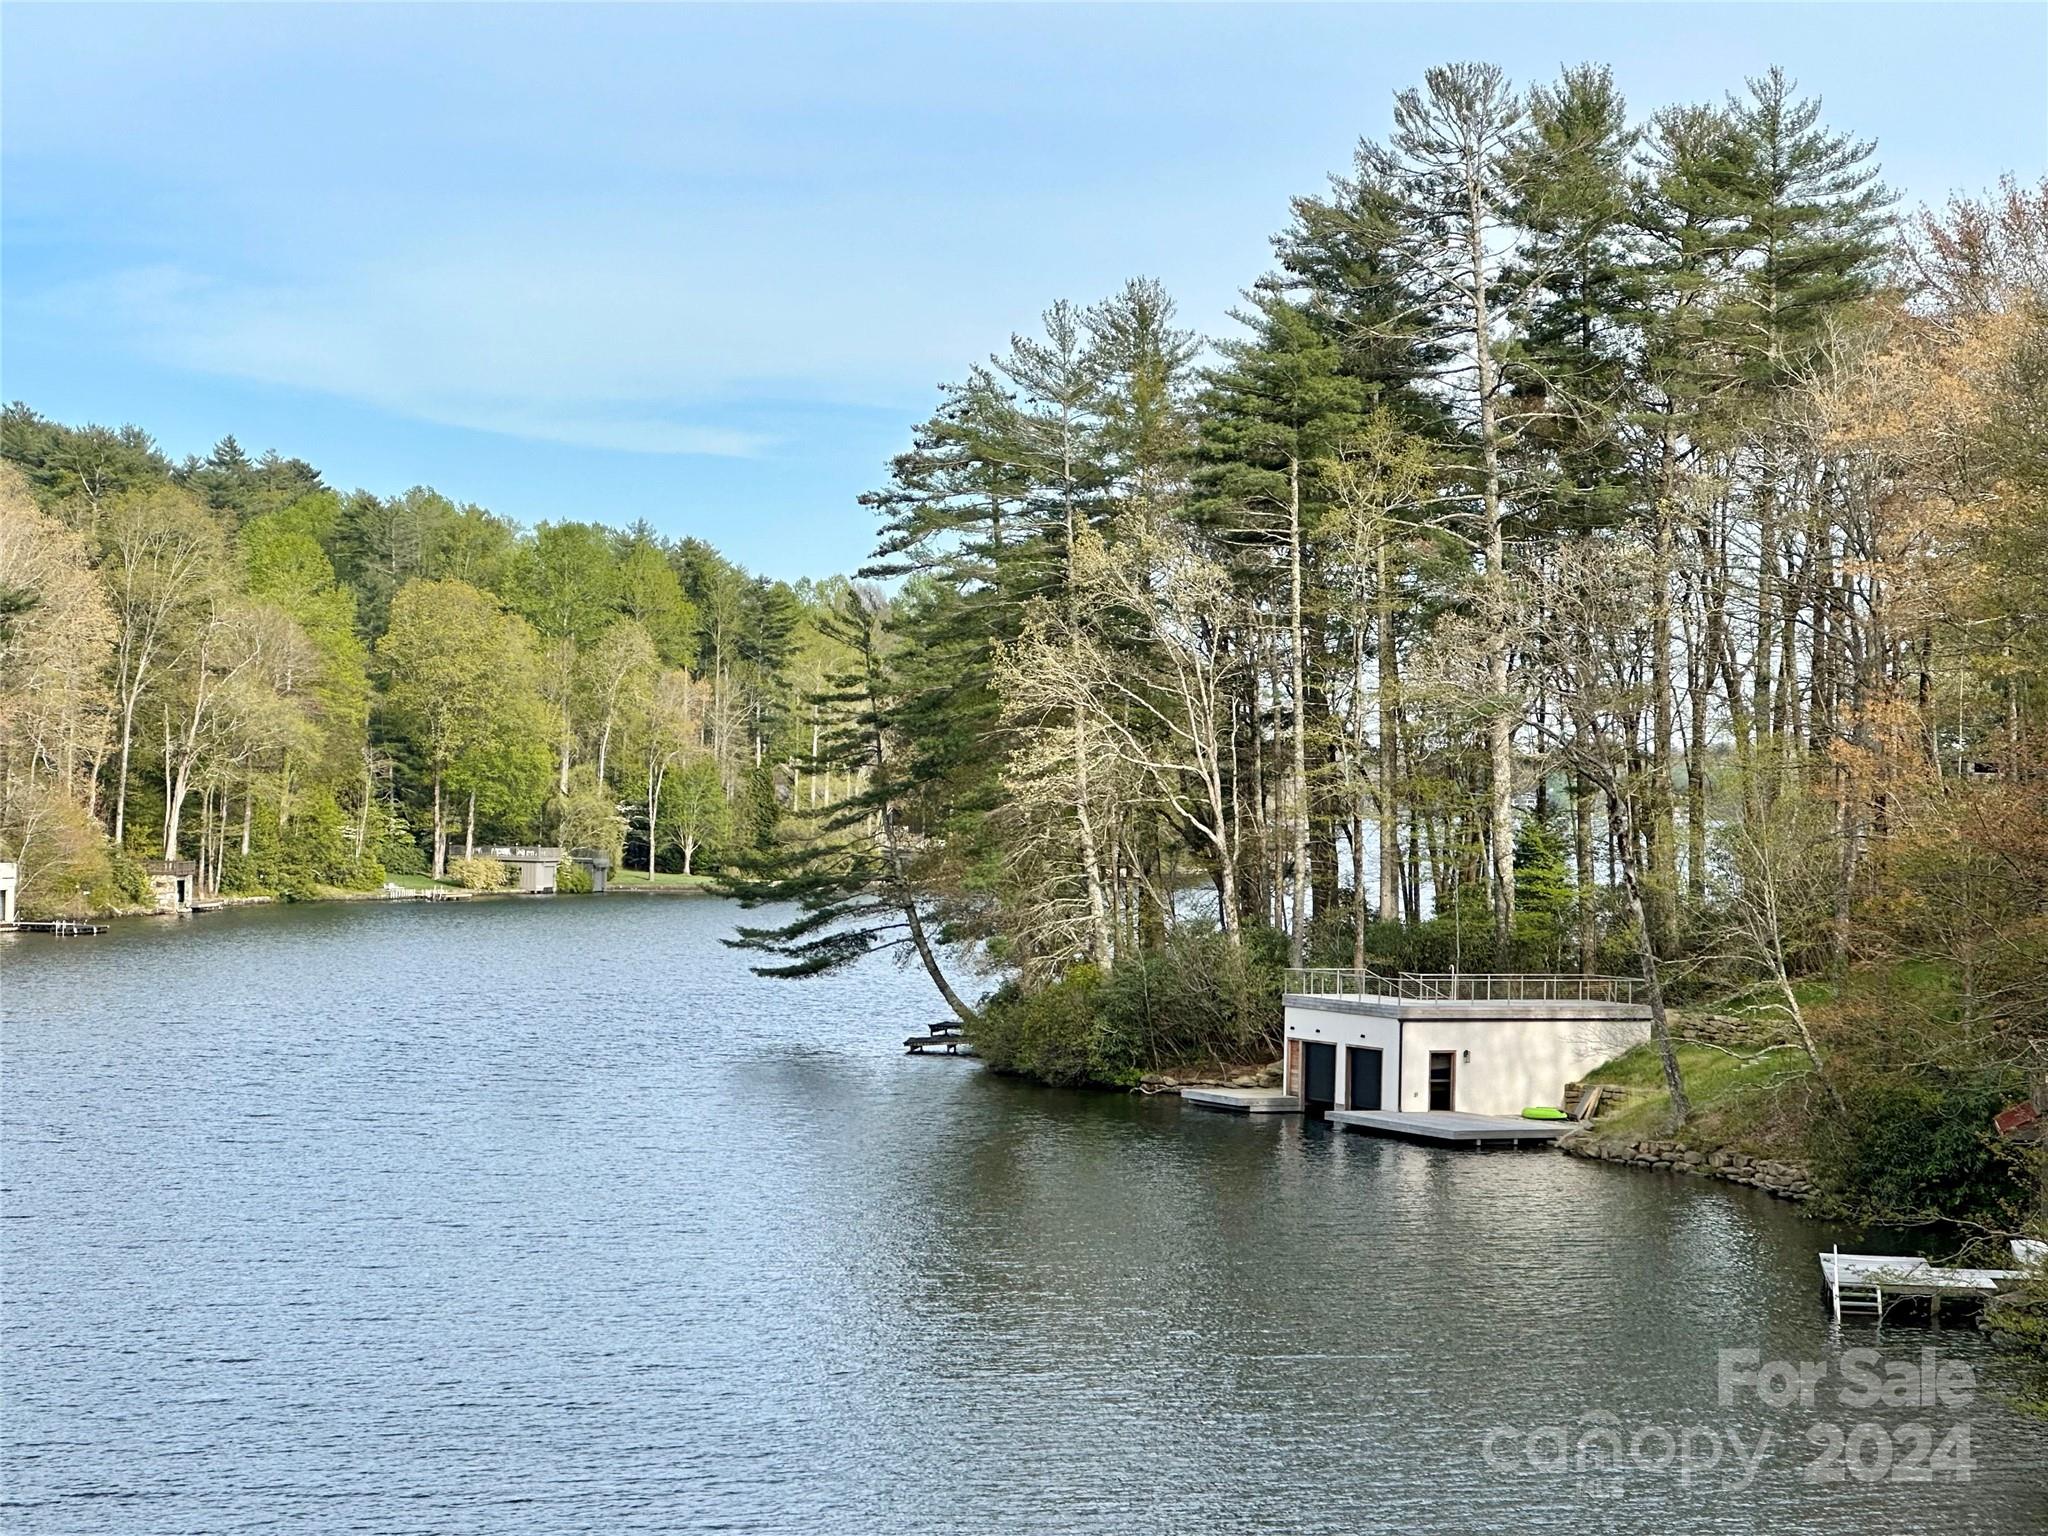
5,897 -> 2047,1533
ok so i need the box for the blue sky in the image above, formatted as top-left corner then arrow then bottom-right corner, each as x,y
5,3 -> 2044,580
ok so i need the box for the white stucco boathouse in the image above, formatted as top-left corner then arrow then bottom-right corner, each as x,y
1281,970 -> 1653,1133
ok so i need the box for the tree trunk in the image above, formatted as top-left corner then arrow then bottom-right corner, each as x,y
464,789 -> 476,861
1605,782 -> 1690,1125
113,689 -> 140,847
1458,162 -> 1516,946
1574,778 -> 1596,975
1074,712 -> 1115,969
1376,533 -> 1401,925
431,768 -> 446,879
646,765 -> 664,878
1287,456 -> 1311,966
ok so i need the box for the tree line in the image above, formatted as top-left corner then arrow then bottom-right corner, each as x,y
0,410 -> 858,905
730,63 -> 2046,1166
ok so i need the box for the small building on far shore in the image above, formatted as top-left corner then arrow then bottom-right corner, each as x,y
479,846 -> 562,894
143,858 -> 196,911
568,848 -> 611,893
1283,971 -> 1652,1117
0,861 -> 17,925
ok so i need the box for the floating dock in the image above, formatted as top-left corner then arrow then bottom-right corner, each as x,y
1327,1108 -> 1571,1148
904,1031 -> 974,1056
1181,1087 -> 1302,1114
1820,1248 -> 2029,1322
2,920 -> 108,936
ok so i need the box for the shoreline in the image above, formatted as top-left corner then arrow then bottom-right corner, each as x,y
21,877 -> 719,927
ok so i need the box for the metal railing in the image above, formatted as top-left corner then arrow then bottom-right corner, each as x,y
1286,968 -> 1646,1006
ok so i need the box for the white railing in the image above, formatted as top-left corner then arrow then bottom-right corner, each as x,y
1285,969 -> 1646,1006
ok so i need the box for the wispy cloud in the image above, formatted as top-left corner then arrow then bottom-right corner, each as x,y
40,257 -> 793,457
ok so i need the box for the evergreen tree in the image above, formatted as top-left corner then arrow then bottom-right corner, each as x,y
721,589 -> 978,1024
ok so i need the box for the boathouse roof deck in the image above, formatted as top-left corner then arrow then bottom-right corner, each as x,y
476,844 -> 564,863
1285,968 -> 1647,1007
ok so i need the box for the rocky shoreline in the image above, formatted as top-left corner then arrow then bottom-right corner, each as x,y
1561,1133 -> 1816,1203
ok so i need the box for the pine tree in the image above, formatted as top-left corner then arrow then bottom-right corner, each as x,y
1197,293 -> 1365,963
721,588 -> 978,1024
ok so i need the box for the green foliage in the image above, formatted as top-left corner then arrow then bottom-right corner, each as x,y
1807,1069 -> 2034,1226
104,847 -> 154,909
1986,1263 -> 2048,1419
0,782 -> 120,917
447,855 -> 509,891
552,769 -> 625,868
1511,817 -> 1573,969
973,927 -> 1288,1088
502,521 -> 622,643
555,858 -> 594,895
736,763 -> 780,850
1320,913 -> 1506,975
664,756 -> 730,873
971,967 -> 1108,1088
223,788 -> 385,899
370,809 -> 428,875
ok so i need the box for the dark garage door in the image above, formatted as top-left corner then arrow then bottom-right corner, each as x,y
1347,1047 -> 1383,1111
1303,1042 -> 1337,1107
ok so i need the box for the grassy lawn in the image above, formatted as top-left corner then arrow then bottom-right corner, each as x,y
1584,1039 -> 1818,1156
605,869 -> 716,890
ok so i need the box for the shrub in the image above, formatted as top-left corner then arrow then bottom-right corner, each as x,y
555,858 -> 593,894
373,815 -> 428,875
971,966 -> 1107,1087
551,769 -> 625,868
1986,1258 -> 2048,1419
447,855 -> 509,891
0,783 -> 118,917
223,788 -> 384,899
971,926 -> 1289,1089
1806,1068 -> 2035,1225
104,847 -> 154,909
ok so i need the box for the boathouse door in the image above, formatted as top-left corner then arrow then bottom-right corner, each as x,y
1302,1042 -> 1337,1109
1346,1047 -> 1382,1111
1427,1051 -> 1456,1111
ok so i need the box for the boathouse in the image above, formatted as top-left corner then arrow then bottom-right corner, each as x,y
568,848 -> 612,892
1283,971 -> 1652,1117
479,846 -> 561,894
142,857 -> 196,911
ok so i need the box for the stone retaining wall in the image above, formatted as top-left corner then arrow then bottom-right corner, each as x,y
1561,1134 -> 1815,1202
1673,1011 -> 1791,1050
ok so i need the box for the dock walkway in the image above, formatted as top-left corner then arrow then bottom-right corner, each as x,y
1181,1087 -> 1302,1114
1327,1109 -> 1570,1148
1820,1249 -> 2029,1322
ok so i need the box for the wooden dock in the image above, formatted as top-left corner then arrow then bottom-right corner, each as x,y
1326,1108 -> 1572,1148
2,920 -> 108,936
1820,1248 -> 2028,1322
1181,1087 -> 1302,1114
904,1030 -> 974,1056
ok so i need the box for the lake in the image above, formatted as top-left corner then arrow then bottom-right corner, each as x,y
5,897 -> 2046,1533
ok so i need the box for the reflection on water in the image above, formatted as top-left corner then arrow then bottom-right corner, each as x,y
5,899 -> 2046,1532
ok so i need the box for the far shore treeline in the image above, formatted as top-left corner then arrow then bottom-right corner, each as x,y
0,410 -> 843,903
4,63 -> 2046,1286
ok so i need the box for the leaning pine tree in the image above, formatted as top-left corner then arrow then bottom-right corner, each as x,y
718,587 -> 979,1028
